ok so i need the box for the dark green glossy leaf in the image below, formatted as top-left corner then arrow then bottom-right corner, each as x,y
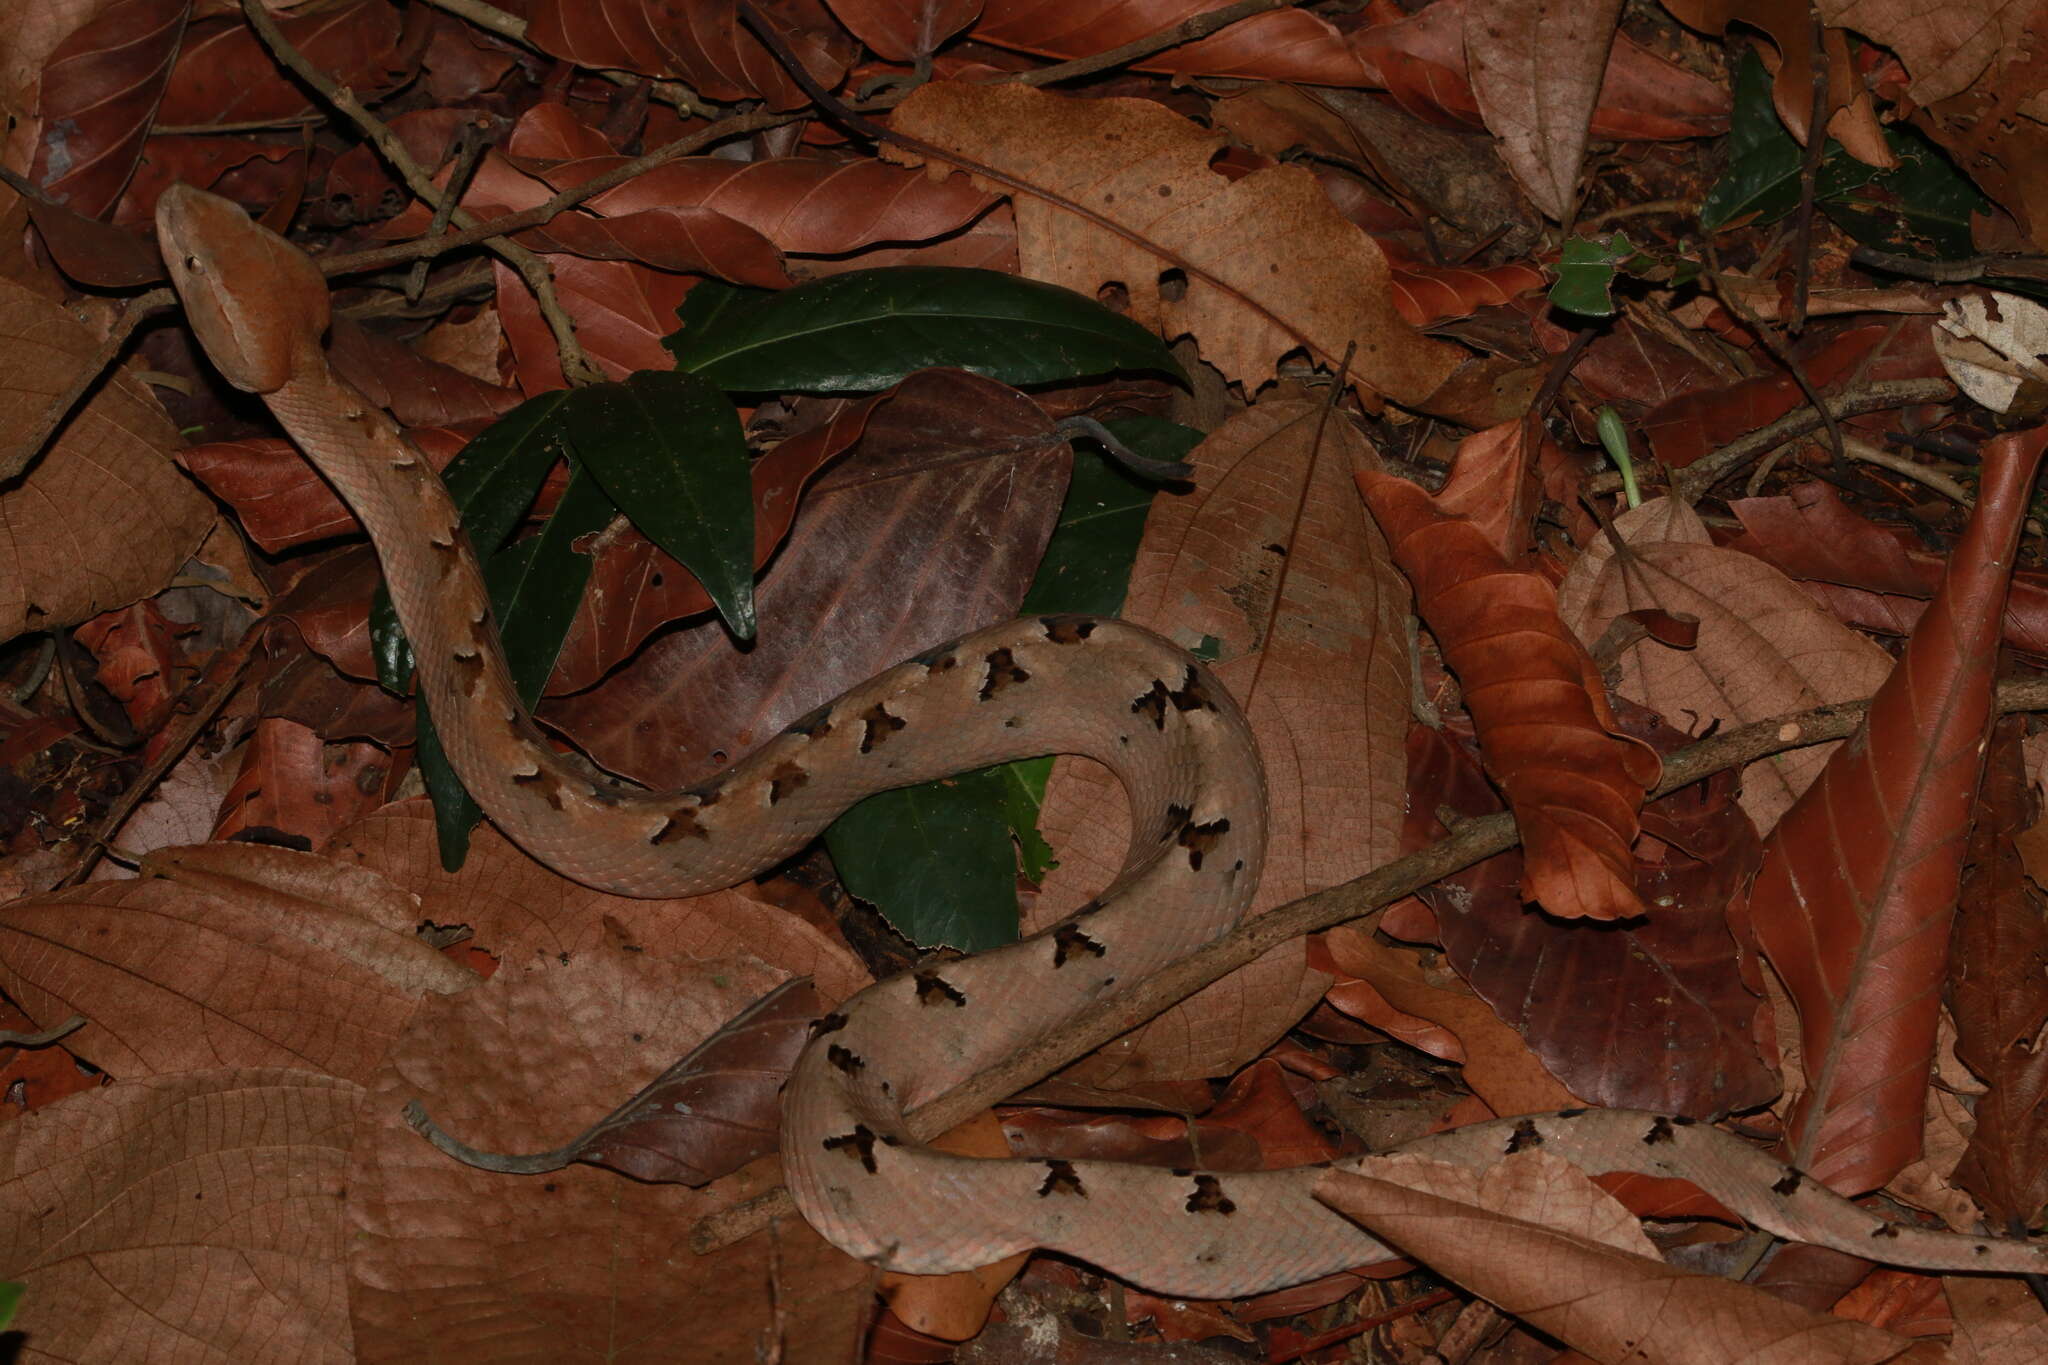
558,368 -> 756,640
1700,50 -> 1878,232
418,461 -> 619,869
825,766 -> 1025,951
1549,233 -> 1637,317
1824,127 -> 1984,259
832,424 -> 1194,947
372,390 -> 572,693
665,267 -> 1186,393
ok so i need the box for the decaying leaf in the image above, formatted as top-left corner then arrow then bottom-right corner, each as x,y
885,81 -> 1462,408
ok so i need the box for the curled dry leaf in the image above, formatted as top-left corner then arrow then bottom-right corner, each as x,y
884,81 -> 1461,409
0,1069 -> 359,1362
1556,495 -> 1894,834
1751,428 -> 2048,1195
1031,397 -> 1409,1085
1314,1154 -> 1913,1365
1358,469 -> 1657,920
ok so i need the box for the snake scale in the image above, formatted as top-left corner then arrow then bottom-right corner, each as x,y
154,184 -> 2048,1296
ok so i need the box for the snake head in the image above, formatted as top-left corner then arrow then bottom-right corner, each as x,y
155,183 -> 331,395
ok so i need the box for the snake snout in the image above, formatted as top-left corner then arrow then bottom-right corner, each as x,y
155,183 -> 331,395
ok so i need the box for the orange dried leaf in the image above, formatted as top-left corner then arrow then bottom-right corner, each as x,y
1358,470 -> 1657,919
1750,428 -> 2048,1194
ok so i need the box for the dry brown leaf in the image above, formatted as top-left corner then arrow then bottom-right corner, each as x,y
323,800 -> 872,1003
1463,0 -> 1624,220
885,81 -> 1462,409
1557,495 -> 1894,834
1030,396 -> 1410,1086
0,274 -> 212,634
1315,1154 -> 1914,1365
0,843 -> 469,1083
1947,1275 -> 2048,1364
0,1068 -> 359,1362
347,939 -> 870,1363
1318,924 -> 1582,1117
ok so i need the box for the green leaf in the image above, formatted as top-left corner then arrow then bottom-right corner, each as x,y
1019,417 -> 1187,616
1549,233 -> 1638,318
831,424 -> 1195,948
557,369 -> 756,640
1700,50 -> 1879,232
1823,125 -> 1985,259
372,390 -> 573,692
417,460 -> 620,870
665,267 -> 1186,394
0,1280 -> 20,1331
825,766 -> 1025,951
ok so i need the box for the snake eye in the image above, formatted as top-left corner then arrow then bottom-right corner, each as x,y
183,255 -> 202,272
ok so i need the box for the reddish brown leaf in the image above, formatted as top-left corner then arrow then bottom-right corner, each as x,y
26,0 -> 188,218
1730,480 -> 2048,661
829,0 -> 982,63
1748,428 -> 2048,1194
0,275 -> 214,636
1430,419 -> 1540,560
214,717 -> 395,847
885,81 -> 1461,409
157,0 -> 412,126
1314,1156 -> 1911,1365
539,369 -> 1070,787
1948,719 -> 2048,1228
1388,260 -> 1548,327
537,977 -> 826,1185
1402,719 -> 1776,1116
114,134 -> 306,231
523,0 -> 853,108
0,843 -> 466,1083
347,936 -> 872,1360
494,253 -> 694,392
74,600 -> 194,736
1358,468 -> 1657,920
972,0 -> 1374,85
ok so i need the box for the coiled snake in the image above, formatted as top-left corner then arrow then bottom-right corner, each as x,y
154,184 -> 2048,1296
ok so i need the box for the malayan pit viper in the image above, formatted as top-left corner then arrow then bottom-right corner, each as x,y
153,184 -> 2048,1296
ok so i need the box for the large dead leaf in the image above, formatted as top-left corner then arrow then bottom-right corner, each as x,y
884,81 -> 1461,408
1462,0 -> 1623,220
538,369 -> 1070,789
0,842 -> 470,1083
0,1068 -> 360,1362
1314,1155 -> 1913,1365
0,274 -> 212,634
25,0 -> 187,218
322,801 -> 870,1001
1748,428 -> 2048,1195
1359,468 -> 1657,920
1398,719 -> 1776,1116
346,940 -> 870,1363
1316,924 -> 1582,1117
1030,396 -> 1409,1085
1557,495 -> 1895,834
1947,719 -> 2048,1229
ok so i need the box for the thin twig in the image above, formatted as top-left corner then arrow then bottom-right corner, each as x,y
688,674 -> 2048,1253
1702,239 -> 1846,472
238,0 -> 605,385
1669,378 -> 1957,503
1787,10 -> 1830,335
